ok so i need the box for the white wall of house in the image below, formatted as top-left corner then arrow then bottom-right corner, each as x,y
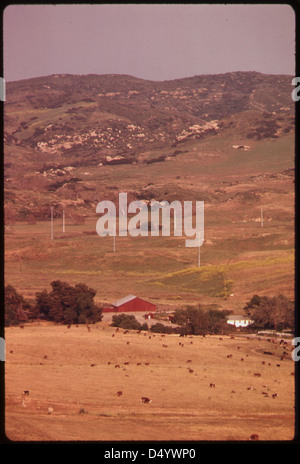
227,319 -> 254,328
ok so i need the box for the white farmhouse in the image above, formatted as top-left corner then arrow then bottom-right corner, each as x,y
226,315 -> 254,328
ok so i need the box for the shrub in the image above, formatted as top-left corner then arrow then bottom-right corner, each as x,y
111,314 -> 148,331
150,323 -> 177,334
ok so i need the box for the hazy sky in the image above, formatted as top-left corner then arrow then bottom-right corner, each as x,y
3,4 -> 295,82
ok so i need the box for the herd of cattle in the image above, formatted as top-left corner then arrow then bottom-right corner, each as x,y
17,322 -> 294,441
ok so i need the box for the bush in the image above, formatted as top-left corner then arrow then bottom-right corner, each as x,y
111,314 -> 148,331
150,323 -> 177,334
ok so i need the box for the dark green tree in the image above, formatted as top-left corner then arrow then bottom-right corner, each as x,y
5,285 -> 31,326
244,294 -> 294,330
34,280 -> 102,324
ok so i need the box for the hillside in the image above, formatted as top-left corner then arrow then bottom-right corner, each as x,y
4,72 -> 295,307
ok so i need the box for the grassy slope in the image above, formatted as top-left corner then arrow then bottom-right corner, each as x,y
5,131 -> 294,311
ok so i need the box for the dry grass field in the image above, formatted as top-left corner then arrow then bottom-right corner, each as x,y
5,321 -> 295,442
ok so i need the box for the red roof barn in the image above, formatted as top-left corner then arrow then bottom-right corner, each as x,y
103,294 -> 157,313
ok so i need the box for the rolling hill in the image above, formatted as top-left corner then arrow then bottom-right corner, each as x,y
4,72 -> 295,308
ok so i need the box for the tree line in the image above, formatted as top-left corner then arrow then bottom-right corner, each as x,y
4,282 -> 294,334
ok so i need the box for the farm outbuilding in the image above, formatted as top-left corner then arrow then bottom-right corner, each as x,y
103,294 -> 157,313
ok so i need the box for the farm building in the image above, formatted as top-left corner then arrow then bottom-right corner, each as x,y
226,315 -> 254,328
103,294 -> 157,313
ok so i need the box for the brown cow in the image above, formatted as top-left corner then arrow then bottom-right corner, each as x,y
141,397 -> 152,403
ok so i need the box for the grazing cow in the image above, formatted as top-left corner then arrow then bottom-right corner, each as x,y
107,361 -> 111,365
137,362 -> 141,366
116,391 -> 123,397
254,373 -> 261,377
22,390 -> 29,396
124,362 -> 129,365
262,392 -> 269,397
162,344 -> 168,348
272,393 -> 278,399
227,354 -> 232,358
145,362 -> 150,366
276,364 -> 281,367
114,364 -> 120,368
250,434 -> 259,441
43,355 -> 48,359
141,397 -> 152,403
240,358 -> 244,361
188,369 -> 194,374
186,360 -> 192,363
247,385 -> 254,391
210,383 -> 215,388
90,363 -> 96,367
126,341 -> 130,345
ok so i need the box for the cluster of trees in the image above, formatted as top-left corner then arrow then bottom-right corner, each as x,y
171,306 -> 233,336
243,294 -> 294,331
5,283 -> 294,335
5,280 -> 102,326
